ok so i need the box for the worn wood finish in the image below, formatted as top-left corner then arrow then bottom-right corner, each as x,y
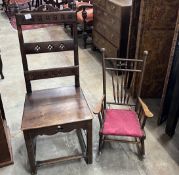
93,0 -> 132,58
94,48 -> 153,157
21,87 -> 92,130
16,5 -> 92,174
0,94 -> 13,168
128,0 -> 179,97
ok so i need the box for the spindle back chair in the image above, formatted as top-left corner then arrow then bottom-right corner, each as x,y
94,48 -> 153,157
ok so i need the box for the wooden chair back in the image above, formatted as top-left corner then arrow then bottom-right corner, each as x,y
101,49 -> 148,109
15,5 -> 79,93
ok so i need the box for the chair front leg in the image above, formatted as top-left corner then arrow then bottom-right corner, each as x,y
140,137 -> 145,156
86,120 -> 93,164
23,131 -> 37,175
98,133 -> 105,155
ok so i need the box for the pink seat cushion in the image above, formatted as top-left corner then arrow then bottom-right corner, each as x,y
101,109 -> 144,137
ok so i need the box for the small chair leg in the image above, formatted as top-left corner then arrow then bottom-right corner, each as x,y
140,138 -> 145,156
98,133 -> 104,155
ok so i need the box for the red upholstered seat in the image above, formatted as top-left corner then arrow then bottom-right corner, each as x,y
101,109 -> 144,137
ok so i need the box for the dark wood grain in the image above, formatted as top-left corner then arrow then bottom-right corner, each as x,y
22,86 -> 92,130
128,0 -> 179,97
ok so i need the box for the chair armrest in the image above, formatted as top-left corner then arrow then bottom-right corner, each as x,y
138,97 -> 153,118
93,95 -> 104,114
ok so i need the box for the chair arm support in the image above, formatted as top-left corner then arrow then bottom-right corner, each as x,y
138,97 -> 153,118
93,95 -> 104,114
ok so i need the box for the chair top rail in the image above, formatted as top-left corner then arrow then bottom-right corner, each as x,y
106,102 -> 136,107
104,58 -> 144,62
16,5 -> 76,25
105,68 -> 142,72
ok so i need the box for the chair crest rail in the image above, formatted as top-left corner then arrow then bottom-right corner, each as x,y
16,8 -> 76,25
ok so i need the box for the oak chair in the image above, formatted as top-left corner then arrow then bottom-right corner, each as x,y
94,48 -> 153,157
16,5 -> 93,174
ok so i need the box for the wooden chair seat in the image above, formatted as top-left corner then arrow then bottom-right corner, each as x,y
22,86 -> 92,131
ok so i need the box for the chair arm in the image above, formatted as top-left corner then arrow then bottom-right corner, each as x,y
138,97 -> 153,118
93,95 -> 104,114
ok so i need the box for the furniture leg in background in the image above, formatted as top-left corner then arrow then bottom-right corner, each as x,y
0,94 -> 13,167
0,54 -> 4,79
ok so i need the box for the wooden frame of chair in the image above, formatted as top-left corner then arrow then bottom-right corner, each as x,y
16,5 -> 93,174
93,48 -> 153,157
